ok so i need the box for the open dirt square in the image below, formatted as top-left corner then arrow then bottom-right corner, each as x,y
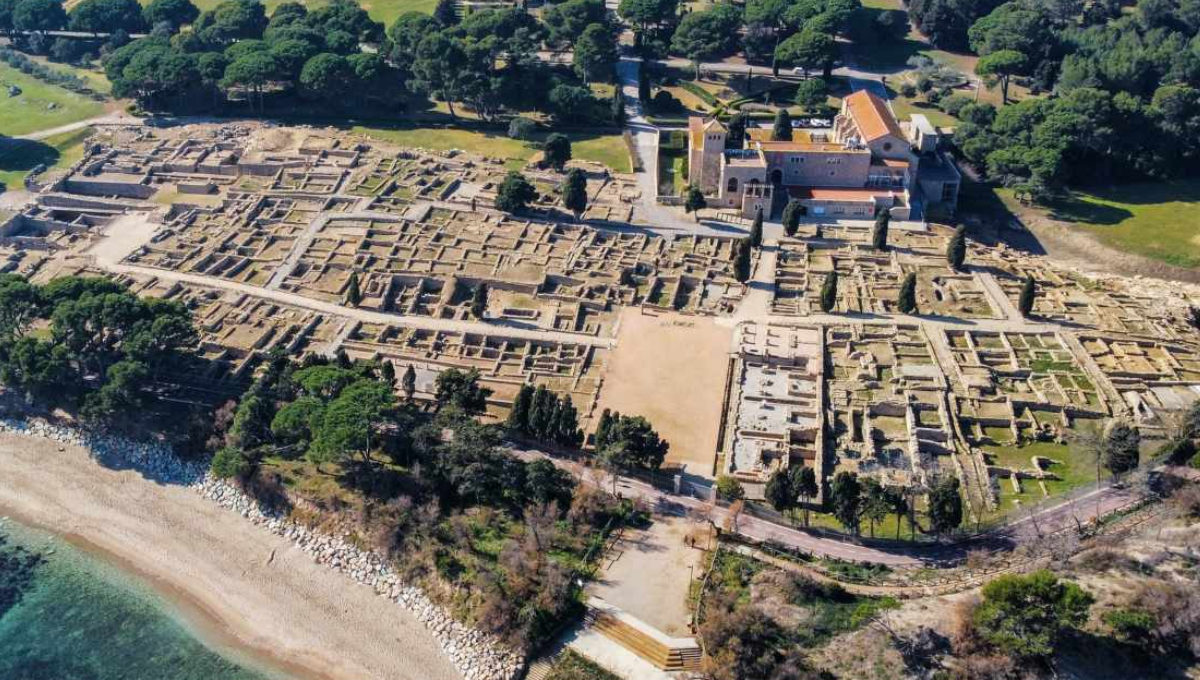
594,308 -> 733,478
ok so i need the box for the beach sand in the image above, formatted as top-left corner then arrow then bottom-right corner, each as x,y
0,432 -> 461,680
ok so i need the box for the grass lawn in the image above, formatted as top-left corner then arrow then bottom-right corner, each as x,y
25,54 -> 112,96
998,180 -> 1200,268
0,126 -> 93,194
352,125 -> 631,172
179,0 -> 438,28
980,439 -> 1097,522
0,63 -> 105,137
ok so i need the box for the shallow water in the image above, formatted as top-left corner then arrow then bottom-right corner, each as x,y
0,517 -> 282,680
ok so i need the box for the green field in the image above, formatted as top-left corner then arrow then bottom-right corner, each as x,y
180,0 -> 438,28
1000,180 -> 1200,268
352,125 -> 632,172
981,440 -> 1097,521
0,127 -> 94,193
0,63 -> 105,137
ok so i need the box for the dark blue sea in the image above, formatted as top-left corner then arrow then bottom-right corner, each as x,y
0,517 -> 283,680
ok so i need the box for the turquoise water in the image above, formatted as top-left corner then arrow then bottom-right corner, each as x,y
0,518 -> 281,680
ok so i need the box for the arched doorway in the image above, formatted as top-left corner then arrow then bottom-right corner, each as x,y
770,169 -> 783,185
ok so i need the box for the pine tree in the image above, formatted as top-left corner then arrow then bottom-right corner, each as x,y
471,282 -> 489,319
734,239 -> 752,283
897,272 -> 918,314
772,108 -> 793,141
764,468 -> 795,513
749,207 -> 764,248
401,364 -> 416,398
872,209 -> 890,251
508,383 -> 535,432
947,224 -> 967,271
781,199 -> 802,237
346,272 -> 362,307
433,0 -> 458,26
1018,275 -> 1037,317
684,184 -> 707,221
820,270 -> 838,313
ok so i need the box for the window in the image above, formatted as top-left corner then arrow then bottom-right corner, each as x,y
941,183 -> 958,202
883,142 -> 893,152
727,177 -> 739,193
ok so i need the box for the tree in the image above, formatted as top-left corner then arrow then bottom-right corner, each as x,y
819,270 -> 837,313
611,88 -> 625,126
194,0 -> 267,44
772,108 -> 793,141
716,474 -> 745,501
618,0 -> 678,44
793,77 -> 827,111
508,117 -> 537,141
400,364 -> 416,399
298,52 -> 352,103
860,477 -> 892,538
764,468 -> 794,512
670,5 -> 740,80
896,272 -> 918,315
1101,420 -> 1140,479
508,383 -> 535,432
789,465 -> 818,527
637,66 -> 651,103
220,51 -> 277,113
946,224 -> 967,270
210,446 -> 251,479
310,379 -> 395,473
684,184 -> 707,221
601,414 -> 669,475
593,408 -> 615,451
525,458 -> 575,508
143,0 -> 197,30
561,168 -> 588,221
775,29 -> 836,78
872,209 -> 890,251
495,172 -> 536,214
544,0 -> 606,49
69,0 -> 144,34
927,475 -> 963,536
574,22 -> 616,84
409,31 -> 468,119
13,0 -> 66,33
748,207 -> 763,248
829,471 -> 861,535
345,271 -> 361,307
976,49 -> 1026,104
974,570 -> 1094,660
542,133 -> 572,171
432,0 -> 457,26
270,395 -> 325,445
733,238 -> 751,283
434,367 -> 492,414
781,199 -> 802,237
547,84 -> 597,124
1018,275 -> 1037,317
470,282 -> 489,320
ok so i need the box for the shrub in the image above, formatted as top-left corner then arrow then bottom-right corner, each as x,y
940,93 -> 972,117
507,116 -> 536,140
651,90 -> 682,114
715,474 -> 744,500
900,82 -> 917,98
1103,607 -> 1156,643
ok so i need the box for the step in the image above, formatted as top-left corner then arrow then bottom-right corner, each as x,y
583,598 -> 703,672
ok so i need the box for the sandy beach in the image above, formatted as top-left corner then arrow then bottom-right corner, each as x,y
0,431 -> 461,680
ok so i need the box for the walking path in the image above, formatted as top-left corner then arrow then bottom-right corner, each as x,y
15,111 -> 141,141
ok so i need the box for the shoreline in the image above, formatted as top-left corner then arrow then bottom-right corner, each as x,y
0,504 -> 325,680
0,430 -> 463,680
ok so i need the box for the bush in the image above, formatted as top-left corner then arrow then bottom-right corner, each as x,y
651,90 -> 682,114
900,82 -> 917,98
507,116 -> 536,140
940,93 -> 972,118
679,80 -> 717,106
210,446 -> 251,479
715,474 -> 744,500
1103,607 -> 1156,643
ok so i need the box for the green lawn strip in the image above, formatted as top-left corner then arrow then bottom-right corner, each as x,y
980,439 -> 1097,522
0,126 -> 93,193
999,180 -> 1200,268
0,62 -> 104,137
351,125 -> 630,172
545,650 -> 620,680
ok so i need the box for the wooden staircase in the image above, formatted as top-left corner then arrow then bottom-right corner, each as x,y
583,599 -> 703,672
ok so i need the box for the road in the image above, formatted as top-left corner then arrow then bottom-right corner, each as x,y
15,111 -> 142,141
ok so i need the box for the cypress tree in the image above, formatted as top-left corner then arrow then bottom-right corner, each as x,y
947,225 -> 967,271
611,89 -> 625,125
820,270 -> 838,313
471,282 -> 489,319
872,209 -> 890,251
546,396 -> 564,442
562,168 -> 588,221
749,206 -> 763,248
381,360 -> 396,386
897,272 -> 918,315
813,220 -> 822,239
508,383 -> 535,432
401,364 -> 416,398
346,272 -> 362,307
1019,275 -> 1037,317
772,108 -> 793,141
638,68 -> 651,103
781,199 -> 802,237
594,408 -> 613,450
684,184 -> 707,221
530,385 -> 553,438
734,239 -> 752,283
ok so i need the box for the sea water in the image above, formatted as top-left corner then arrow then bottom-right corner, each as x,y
0,517 -> 282,680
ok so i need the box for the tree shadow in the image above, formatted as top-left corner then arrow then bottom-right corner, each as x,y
1055,629 -> 1191,680
0,138 -> 61,184
1043,193 -> 1134,227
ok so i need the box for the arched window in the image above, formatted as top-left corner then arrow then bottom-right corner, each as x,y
727,177 -> 739,193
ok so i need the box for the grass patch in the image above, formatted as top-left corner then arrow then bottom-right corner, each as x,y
351,125 -> 630,172
24,54 -> 112,96
0,126 -> 93,194
999,180 -> 1200,268
545,650 -> 620,680
981,439 -> 1098,522
0,62 -> 104,137
179,0 -> 438,26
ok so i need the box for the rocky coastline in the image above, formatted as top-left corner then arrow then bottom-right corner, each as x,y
0,417 -> 524,680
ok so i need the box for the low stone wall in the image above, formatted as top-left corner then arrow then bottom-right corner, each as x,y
0,417 -> 524,680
